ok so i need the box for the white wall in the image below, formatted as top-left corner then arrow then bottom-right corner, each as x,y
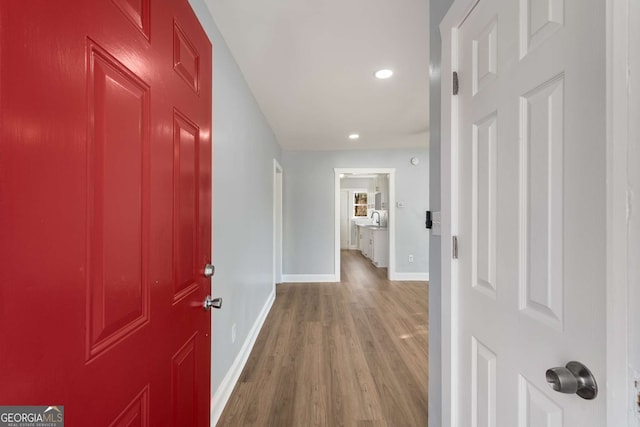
189,0 -> 282,422
282,148 -> 429,276
341,177 -> 374,189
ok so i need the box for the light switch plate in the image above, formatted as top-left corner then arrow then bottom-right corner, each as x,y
431,211 -> 441,236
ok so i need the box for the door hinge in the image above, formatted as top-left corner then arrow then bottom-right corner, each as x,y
452,235 -> 458,259
453,71 -> 459,95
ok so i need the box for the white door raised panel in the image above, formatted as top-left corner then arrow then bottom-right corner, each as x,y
456,0 -> 606,425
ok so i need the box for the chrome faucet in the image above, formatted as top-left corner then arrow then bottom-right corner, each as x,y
371,211 -> 381,227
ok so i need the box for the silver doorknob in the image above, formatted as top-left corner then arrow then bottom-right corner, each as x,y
545,361 -> 598,400
204,296 -> 222,311
203,264 -> 215,278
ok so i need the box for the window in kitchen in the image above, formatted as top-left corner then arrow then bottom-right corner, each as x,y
354,192 -> 368,217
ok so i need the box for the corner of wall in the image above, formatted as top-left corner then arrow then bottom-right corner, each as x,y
210,289 -> 275,425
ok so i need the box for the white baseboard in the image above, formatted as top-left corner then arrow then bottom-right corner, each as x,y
281,274 -> 338,283
210,289 -> 275,426
281,273 -> 428,282
389,272 -> 430,281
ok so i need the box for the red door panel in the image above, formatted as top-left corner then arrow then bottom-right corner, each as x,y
110,386 -> 150,427
173,23 -> 201,93
171,334 -> 198,426
0,0 -> 212,425
113,0 -> 151,39
87,40 -> 151,360
173,110 -> 201,303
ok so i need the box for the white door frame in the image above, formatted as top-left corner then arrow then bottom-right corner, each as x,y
339,189 -> 350,249
334,168 -> 396,281
440,0 -> 628,425
606,0 -> 631,425
273,159 -> 283,287
439,2 -> 476,423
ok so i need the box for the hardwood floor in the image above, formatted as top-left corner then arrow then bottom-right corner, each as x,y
216,250 -> 428,426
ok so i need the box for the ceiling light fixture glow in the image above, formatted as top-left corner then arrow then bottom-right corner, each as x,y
375,69 -> 394,79
348,133 -> 360,140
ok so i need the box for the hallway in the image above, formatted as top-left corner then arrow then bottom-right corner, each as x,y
217,250 -> 428,426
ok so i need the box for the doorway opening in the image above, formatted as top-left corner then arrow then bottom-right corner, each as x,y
334,168 -> 396,281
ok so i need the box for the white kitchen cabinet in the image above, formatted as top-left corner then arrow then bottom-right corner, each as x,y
369,228 -> 388,267
373,174 -> 388,210
357,225 -> 388,268
374,192 -> 381,210
358,225 -> 371,257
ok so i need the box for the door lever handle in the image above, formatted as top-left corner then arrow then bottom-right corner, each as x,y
203,296 -> 222,311
545,361 -> 598,400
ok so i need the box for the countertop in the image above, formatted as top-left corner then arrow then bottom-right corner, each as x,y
357,224 -> 388,230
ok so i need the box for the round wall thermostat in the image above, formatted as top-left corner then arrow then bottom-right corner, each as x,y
411,157 -> 419,165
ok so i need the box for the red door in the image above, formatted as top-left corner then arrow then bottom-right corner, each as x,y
0,0 -> 212,425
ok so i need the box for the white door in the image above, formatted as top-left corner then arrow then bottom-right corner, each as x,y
456,0 -> 606,425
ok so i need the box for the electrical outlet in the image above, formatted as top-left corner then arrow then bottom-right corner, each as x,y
231,323 -> 237,344
408,254 -> 414,263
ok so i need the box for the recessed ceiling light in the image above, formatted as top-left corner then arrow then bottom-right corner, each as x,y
348,133 -> 360,140
375,69 -> 394,79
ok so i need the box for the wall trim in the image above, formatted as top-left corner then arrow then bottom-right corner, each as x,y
606,0 -> 631,425
210,289 -> 276,426
281,274 -> 338,283
389,272 -> 430,281
440,1 -> 481,425
273,159 -> 284,287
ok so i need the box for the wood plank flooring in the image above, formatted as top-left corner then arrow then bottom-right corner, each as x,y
216,250 -> 428,426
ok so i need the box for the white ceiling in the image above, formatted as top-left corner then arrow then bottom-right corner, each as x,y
205,0 -> 430,151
